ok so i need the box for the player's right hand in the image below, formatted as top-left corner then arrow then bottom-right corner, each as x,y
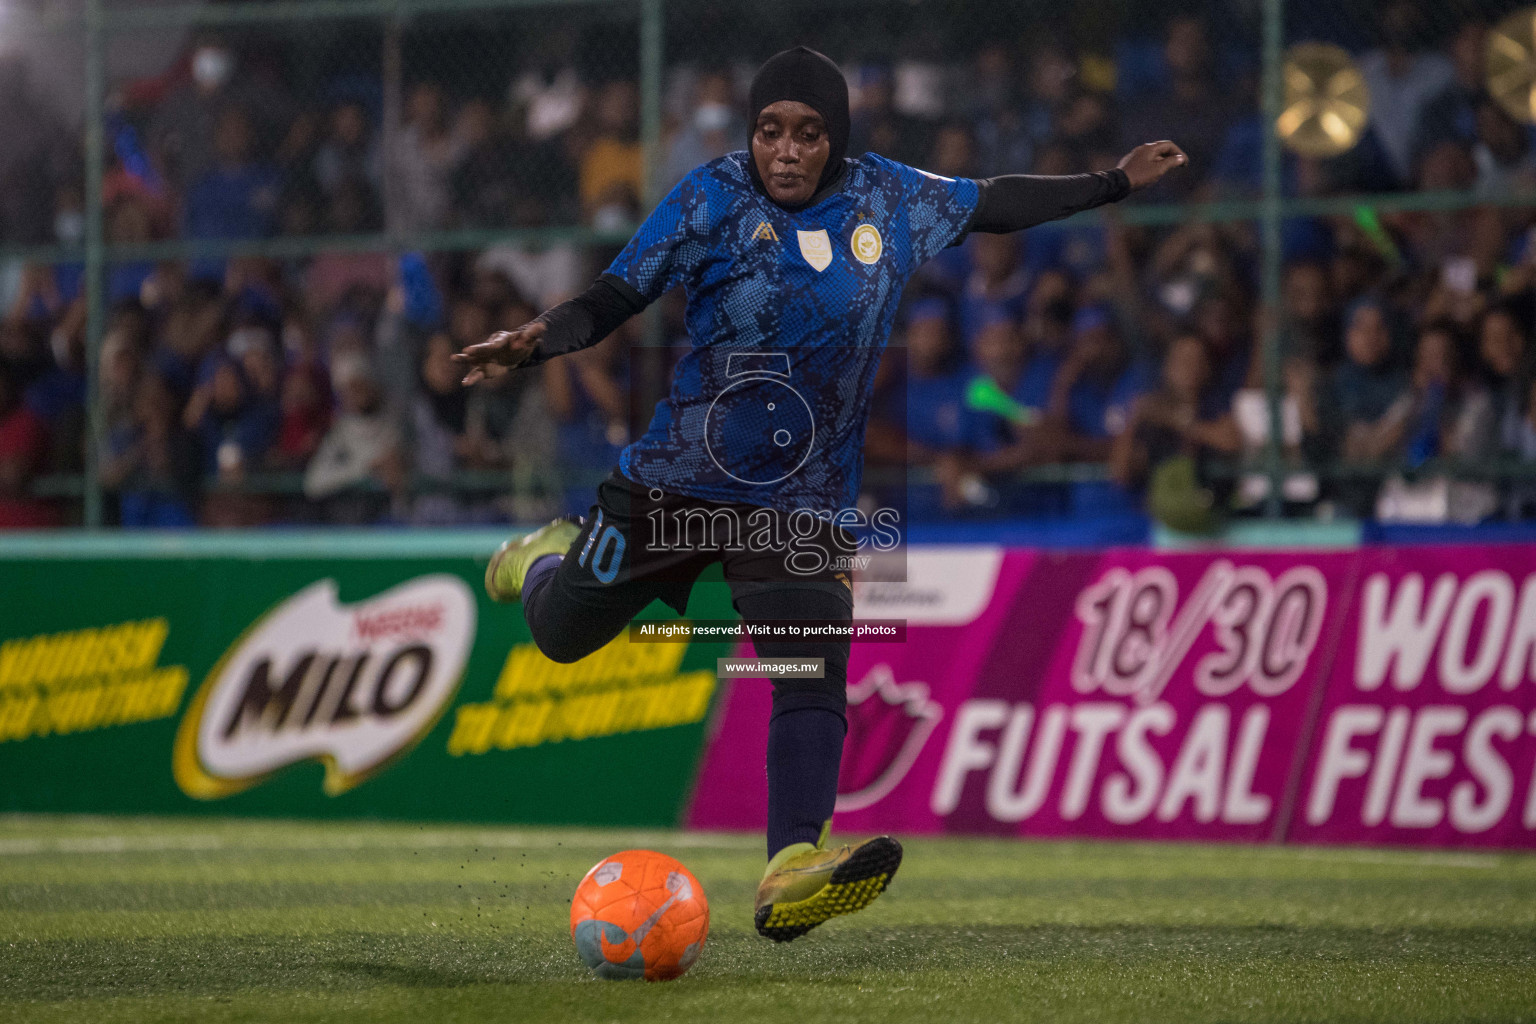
452,321 -> 545,386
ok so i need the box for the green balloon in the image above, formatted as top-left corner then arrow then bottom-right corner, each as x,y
964,375 -> 1036,425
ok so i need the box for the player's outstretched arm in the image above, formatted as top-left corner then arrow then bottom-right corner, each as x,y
968,140 -> 1188,235
453,274 -> 647,387
453,321 -> 546,386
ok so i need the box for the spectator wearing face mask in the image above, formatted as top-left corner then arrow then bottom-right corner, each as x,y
304,352 -> 404,523
665,69 -> 742,187
312,100 -> 381,199
579,80 -> 643,230
386,82 -> 468,234
1110,334 -> 1240,497
1360,1 -> 1455,188
185,355 -> 278,481
147,36 -> 297,192
183,106 -> 282,280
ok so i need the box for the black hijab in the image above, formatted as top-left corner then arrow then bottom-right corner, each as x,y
746,46 -> 850,209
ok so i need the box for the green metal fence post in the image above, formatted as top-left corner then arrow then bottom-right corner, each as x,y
1260,0 -> 1285,519
639,0 -> 663,208
82,0 -> 107,528
637,0 -> 666,427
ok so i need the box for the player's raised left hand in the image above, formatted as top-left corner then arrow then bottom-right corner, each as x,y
452,321 -> 545,386
1117,141 -> 1189,191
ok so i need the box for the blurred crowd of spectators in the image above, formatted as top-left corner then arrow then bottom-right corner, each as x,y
2,1 -> 1536,529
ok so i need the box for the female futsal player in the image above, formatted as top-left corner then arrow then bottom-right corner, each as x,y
455,46 -> 1186,941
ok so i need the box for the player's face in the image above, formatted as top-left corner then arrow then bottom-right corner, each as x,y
752,101 -> 830,206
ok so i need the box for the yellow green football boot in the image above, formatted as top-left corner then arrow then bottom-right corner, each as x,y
753,823 -> 903,942
484,516 -> 583,603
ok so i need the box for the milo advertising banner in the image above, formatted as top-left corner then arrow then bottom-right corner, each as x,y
0,534 -> 732,825
689,543 -> 1536,849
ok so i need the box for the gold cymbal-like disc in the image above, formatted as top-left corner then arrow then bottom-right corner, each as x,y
1487,7 -> 1536,124
1277,42 -> 1370,158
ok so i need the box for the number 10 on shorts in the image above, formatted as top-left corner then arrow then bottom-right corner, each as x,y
578,510 -> 626,585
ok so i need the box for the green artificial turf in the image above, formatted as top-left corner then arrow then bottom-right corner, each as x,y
1,816 -> 1534,1023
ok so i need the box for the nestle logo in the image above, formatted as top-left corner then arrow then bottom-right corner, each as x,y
353,604 -> 444,643
176,576 -> 476,800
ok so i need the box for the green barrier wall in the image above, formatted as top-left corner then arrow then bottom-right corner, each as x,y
0,531 -> 734,827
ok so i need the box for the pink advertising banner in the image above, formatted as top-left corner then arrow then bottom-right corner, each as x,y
687,543 -> 1536,848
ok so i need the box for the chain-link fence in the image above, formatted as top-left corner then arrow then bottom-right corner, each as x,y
0,0 -> 1531,530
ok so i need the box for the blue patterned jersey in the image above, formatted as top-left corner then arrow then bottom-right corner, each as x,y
606,151 -> 979,512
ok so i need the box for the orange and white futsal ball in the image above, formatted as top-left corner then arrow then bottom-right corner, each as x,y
570,849 -> 710,981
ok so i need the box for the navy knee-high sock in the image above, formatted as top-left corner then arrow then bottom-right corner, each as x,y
766,705 -> 847,859
520,553 -> 564,650
522,553 -> 562,613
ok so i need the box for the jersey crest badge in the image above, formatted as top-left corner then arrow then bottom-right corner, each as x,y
797,229 -> 833,272
851,224 -> 883,265
752,221 -> 779,242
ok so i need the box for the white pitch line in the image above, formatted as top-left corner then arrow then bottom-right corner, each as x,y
1278,847 -> 1503,869
0,830 -> 762,857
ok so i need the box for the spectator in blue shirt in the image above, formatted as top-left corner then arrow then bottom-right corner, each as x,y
184,106 -> 281,279
102,371 -> 199,528
901,299 -> 972,457
956,232 -> 1030,351
1046,306 -> 1159,514
1049,307 -> 1158,450
936,304 -> 1073,515
1333,296 -> 1412,463
1110,334 -> 1242,492
866,298 -> 973,465
184,355 -> 278,478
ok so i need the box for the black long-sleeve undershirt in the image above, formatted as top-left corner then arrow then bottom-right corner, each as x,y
967,167 -> 1131,234
518,167 -> 1132,366
514,273 -> 648,369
